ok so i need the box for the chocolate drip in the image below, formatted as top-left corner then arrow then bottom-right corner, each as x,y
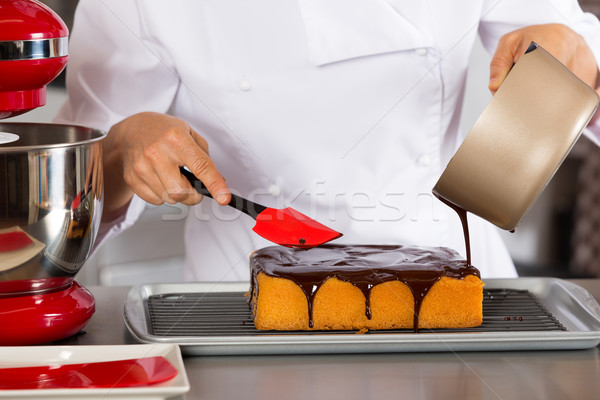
436,196 -> 471,265
250,245 -> 479,331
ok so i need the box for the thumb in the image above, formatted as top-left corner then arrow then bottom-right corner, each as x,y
489,36 -> 521,94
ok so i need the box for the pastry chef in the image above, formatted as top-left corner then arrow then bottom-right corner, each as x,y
55,0 -> 600,281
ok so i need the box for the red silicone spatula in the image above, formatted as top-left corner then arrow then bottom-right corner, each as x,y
0,356 -> 178,390
180,167 -> 342,248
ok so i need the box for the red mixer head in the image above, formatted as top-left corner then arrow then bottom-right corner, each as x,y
0,0 -> 68,119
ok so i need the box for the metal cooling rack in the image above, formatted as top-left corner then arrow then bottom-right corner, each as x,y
123,278 -> 600,355
146,289 -> 566,337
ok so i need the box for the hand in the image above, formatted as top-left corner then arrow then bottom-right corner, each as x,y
489,24 -> 599,94
102,112 -> 230,221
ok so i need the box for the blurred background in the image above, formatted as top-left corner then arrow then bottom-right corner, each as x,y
12,0 -> 600,285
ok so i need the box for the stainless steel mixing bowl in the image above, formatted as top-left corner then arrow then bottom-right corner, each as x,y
0,122 -> 104,295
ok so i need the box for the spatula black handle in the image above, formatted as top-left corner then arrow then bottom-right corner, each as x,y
179,167 -> 267,219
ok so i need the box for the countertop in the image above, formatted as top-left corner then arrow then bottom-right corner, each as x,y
54,279 -> 600,400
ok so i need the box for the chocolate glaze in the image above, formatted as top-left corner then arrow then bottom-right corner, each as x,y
250,244 -> 479,331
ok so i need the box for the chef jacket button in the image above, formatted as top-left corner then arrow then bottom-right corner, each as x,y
268,184 -> 281,197
238,78 -> 252,92
414,48 -> 428,56
416,154 -> 432,167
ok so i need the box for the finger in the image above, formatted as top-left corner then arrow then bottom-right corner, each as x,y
130,179 -> 166,205
149,129 -> 213,205
190,128 -> 210,155
489,34 -> 523,94
181,150 -> 231,205
156,165 -> 204,205
126,159 -> 172,205
178,128 -> 230,205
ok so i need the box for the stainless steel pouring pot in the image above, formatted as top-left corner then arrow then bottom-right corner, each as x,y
0,123 -> 104,295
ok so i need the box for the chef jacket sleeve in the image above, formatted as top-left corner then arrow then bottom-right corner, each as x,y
477,0 -> 600,144
53,0 -> 180,249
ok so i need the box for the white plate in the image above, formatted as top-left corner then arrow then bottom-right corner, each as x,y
0,344 -> 190,399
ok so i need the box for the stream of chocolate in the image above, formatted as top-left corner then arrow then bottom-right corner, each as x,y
250,245 -> 479,331
436,196 -> 471,266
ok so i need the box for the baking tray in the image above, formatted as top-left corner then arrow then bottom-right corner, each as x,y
123,278 -> 600,355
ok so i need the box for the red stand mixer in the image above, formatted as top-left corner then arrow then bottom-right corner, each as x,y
0,0 -> 103,345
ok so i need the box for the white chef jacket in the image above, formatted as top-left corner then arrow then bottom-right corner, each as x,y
55,0 -> 600,280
